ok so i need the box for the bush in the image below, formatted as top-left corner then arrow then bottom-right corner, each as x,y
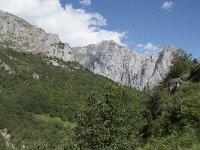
164,49 -> 194,84
0,135 -> 7,150
139,127 -> 199,150
190,64 -> 200,82
74,85 -> 146,150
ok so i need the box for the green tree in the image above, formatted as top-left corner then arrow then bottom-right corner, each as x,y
190,63 -> 200,82
164,49 -> 194,84
74,85 -> 145,150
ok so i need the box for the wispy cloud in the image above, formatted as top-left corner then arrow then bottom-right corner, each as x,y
137,43 -> 159,56
162,1 -> 175,11
0,0 -> 125,47
79,0 -> 91,6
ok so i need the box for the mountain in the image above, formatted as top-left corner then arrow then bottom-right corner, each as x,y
72,42 -> 176,90
0,10 -> 73,61
0,10 -> 177,90
1,10 -> 200,150
1,47 -> 200,150
0,47 -> 146,149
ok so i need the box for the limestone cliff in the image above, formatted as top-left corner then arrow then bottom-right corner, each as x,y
0,10 -> 73,61
72,41 -> 176,90
0,10 -> 177,90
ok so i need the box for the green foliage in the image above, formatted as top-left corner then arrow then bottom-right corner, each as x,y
140,49 -> 200,149
34,114 -> 76,129
190,64 -> 200,82
0,47 -> 119,149
139,127 -> 199,150
164,49 -> 194,84
58,41 -> 65,49
0,135 -> 7,150
141,80 -> 200,149
1,47 -> 200,149
74,85 -> 147,150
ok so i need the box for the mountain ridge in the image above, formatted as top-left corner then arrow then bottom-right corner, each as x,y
0,10 -> 177,90
72,42 -> 177,90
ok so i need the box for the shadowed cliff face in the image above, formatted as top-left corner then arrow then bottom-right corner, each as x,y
0,10 -> 177,90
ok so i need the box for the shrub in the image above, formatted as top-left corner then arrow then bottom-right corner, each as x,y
164,49 -> 194,84
74,85 -> 146,150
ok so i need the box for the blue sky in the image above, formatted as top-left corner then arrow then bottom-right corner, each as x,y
61,0 -> 200,57
0,0 -> 199,57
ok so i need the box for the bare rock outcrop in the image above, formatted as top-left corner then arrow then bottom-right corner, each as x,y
0,59 -> 15,74
0,128 -> 15,148
0,10 -> 73,62
0,10 -> 177,90
168,78 -> 183,94
32,72 -> 40,80
72,42 -> 177,90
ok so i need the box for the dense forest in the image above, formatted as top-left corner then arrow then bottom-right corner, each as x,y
0,47 -> 200,150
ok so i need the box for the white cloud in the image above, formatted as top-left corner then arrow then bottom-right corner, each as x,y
137,43 -> 159,56
143,43 -> 158,51
79,0 -> 91,6
0,0 -> 125,47
162,1 -> 175,11
136,44 -> 143,48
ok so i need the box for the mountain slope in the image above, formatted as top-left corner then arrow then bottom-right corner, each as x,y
0,47 -> 120,122
1,46 -> 200,150
0,10 -> 73,61
0,47 -> 146,149
0,10 -> 177,90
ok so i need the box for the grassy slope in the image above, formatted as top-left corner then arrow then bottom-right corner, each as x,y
0,47 -> 144,149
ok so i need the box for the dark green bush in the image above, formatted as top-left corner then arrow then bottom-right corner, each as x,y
74,85 -> 146,150
164,49 -> 194,84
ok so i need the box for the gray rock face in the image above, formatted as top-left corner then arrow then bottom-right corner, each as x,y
0,10 -> 73,61
32,73 -> 40,80
169,78 -> 183,94
0,10 -> 177,90
0,128 -> 15,148
72,42 -> 177,90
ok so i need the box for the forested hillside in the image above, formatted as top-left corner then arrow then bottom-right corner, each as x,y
139,50 -> 200,150
0,47 -> 200,150
0,47 -> 146,149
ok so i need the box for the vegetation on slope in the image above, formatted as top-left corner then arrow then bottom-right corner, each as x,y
139,51 -> 200,150
0,47 -> 145,149
0,47 -> 119,149
74,85 -> 146,149
0,47 -> 200,150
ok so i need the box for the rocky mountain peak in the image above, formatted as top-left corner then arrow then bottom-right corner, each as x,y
0,10 -> 177,90
72,42 -> 177,90
0,10 -> 73,61
163,44 -> 177,52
